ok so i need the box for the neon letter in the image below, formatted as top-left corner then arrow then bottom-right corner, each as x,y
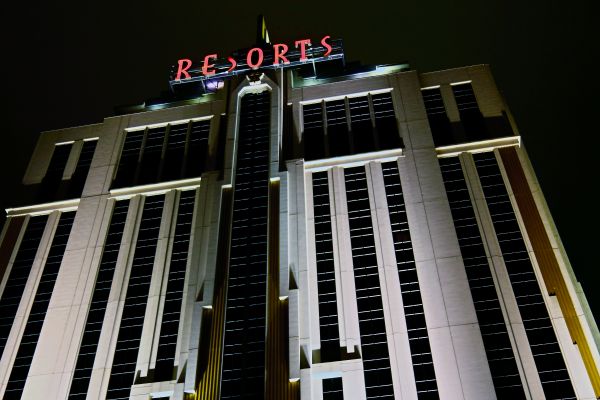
247,48 -> 264,69
321,35 -> 333,57
294,39 -> 312,61
202,54 -> 217,76
273,43 -> 290,65
175,59 -> 192,80
227,56 -> 237,73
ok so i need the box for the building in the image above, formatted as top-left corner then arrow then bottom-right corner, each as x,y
0,26 -> 599,400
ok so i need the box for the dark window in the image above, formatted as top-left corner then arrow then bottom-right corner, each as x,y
184,120 -> 210,179
154,190 -> 196,381
381,162 -> 439,399
4,211 -> 75,400
326,100 -> 350,157
0,215 -> 48,359
113,130 -> 144,188
349,96 -> 375,153
438,156 -> 526,398
303,102 -> 325,160
322,377 -> 344,400
220,91 -> 270,399
421,87 -> 453,146
39,142 -> 73,201
68,200 -> 130,400
372,92 -> 401,149
138,126 -> 166,185
452,83 -> 486,142
67,140 -> 98,199
344,167 -> 394,400
106,195 -> 165,400
312,172 -> 341,362
473,151 -> 576,400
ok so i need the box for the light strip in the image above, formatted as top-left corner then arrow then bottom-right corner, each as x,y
110,177 -> 202,199
436,136 -> 521,158
5,199 -> 80,217
421,85 -> 441,90
304,148 -> 403,172
450,80 -> 472,86
125,115 -> 213,132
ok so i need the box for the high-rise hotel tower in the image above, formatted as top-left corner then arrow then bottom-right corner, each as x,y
1,29 -> 599,400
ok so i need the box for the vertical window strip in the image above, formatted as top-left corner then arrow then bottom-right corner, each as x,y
302,102 -> 325,161
106,194 -> 165,400
0,215 -> 49,359
322,377 -> 344,400
438,156 -> 526,398
162,122 -> 189,182
421,88 -> 453,147
113,130 -> 144,189
68,139 -> 98,199
451,83 -> 479,112
43,143 -> 73,183
371,92 -> 401,149
3,211 -> 75,400
344,166 -> 394,400
139,126 -> 167,185
184,120 -> 210,179
153,189 -> 196,381
473,151 -> 576,400
380,162 -> 439,399
311,171 -> 341,362
220,91 -> 270,399
348,96 -> 375,153
67,200 -> 130,400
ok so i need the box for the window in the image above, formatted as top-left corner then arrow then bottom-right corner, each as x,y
452,83 -> 487,142
421,87 -> 453,147
302,92 -> 401,161
322,377 -> 344,400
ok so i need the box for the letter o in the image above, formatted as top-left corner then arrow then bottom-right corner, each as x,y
247,48 -> 264,69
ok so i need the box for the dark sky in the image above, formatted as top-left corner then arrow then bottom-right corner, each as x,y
1,2 -> 598,319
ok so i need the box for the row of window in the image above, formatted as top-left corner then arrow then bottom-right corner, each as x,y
303,92 -> 402,161
422,83 -> 491,147
113,119 -> 211,189
36,139 -> 97,203
438,156 -> 526,397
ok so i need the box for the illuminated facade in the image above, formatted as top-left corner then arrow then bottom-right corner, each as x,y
1,36 -> 599,400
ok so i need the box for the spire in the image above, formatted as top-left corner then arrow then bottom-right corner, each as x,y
256,14 -> 270,45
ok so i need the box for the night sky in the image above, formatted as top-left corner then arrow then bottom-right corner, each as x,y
1,2 -> 598,319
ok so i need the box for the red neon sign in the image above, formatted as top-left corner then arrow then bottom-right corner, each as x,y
174,35 -> 336,81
